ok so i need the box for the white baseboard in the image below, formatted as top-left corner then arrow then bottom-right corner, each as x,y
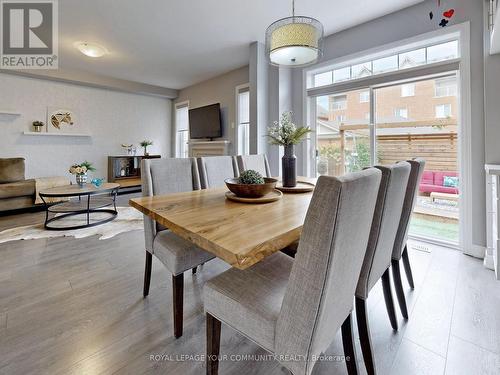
464,244 -> 486,259
483,252 -> 495,271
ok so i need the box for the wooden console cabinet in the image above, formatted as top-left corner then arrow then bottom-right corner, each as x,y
108,155 -> 160,189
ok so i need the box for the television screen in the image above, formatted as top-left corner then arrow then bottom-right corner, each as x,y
188,103 -> 222,139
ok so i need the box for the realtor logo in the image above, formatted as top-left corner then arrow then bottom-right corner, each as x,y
0,0 -> 58,69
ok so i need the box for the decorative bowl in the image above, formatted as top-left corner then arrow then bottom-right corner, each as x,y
91,178 -> 104,188
225,177 -> 278,198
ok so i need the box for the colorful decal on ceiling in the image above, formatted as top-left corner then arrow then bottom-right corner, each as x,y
429,1 -> 455,28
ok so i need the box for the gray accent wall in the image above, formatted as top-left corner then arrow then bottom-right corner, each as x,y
174,66 -> 249,155
290,0 -> 486,248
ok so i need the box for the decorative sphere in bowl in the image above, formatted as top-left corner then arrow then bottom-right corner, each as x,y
225,177 -> 277,198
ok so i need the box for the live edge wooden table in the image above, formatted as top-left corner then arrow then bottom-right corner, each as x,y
129,181 -> 315,270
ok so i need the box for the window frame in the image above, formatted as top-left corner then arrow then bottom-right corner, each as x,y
174,101 -> 190,158
394,107 -> 409,119
331,95 -> 348,110
435,103 -> 452,118
235,83 -> 250,155
435,77 -> 458,98
401,83 -> 416,97
302,22 -> 474,253
359,90 -> 370,103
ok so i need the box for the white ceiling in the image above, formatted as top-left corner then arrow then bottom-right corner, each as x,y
59,0 -> 424,90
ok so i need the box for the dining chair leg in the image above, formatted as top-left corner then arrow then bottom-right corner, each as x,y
391,259 -> 409,319
172,273 -> 184,338
355,297 -> 377,375
192,266 -> 197,274
143,251 -> 152,297
402,245 -> 415,289
206,313 -> 221,375
341,312 -> 359,375
381,268 -> 398,331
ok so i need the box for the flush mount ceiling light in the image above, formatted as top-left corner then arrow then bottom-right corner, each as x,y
74,42 -> 108,58
265,0 -> 324,67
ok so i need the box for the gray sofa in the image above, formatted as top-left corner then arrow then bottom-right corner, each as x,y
0,158 -> 36,212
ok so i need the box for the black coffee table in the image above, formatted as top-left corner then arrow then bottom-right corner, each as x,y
39,183 -> 120,230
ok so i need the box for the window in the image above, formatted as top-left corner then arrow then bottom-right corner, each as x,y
399,48 -> 426,69
427,40 -> 458,63
314,71 -> 333,87
394,107 -> 408,119
335,114 -> 346,122
309,40 -> 460,88
352,62 -> 372,78
333,67 -> 350,83
175,104 -> 189,158
435,104 -> 452,118
237,87 -> 250,155
359,90 -> 370,103
401,83 -> 415,97
332,95 -> 347,110
435,77 -> 457,97
372,55 -> 398,74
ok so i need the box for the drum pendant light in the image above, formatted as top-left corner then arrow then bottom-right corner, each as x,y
265,0 -> 324,67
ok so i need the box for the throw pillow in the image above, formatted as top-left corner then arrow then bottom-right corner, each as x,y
443,176 -> 458,188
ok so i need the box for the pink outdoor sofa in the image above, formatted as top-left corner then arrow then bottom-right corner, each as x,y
419,171 -> 459,195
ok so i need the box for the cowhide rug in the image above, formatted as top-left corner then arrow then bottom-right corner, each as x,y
0,207 -> 143,244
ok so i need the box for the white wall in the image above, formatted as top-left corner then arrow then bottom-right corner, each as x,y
0,73 -> 171,179
174,66 -> 249,155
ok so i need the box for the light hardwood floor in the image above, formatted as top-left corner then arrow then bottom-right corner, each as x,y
0,198 -> 499,374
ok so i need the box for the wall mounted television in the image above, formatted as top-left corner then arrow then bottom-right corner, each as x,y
188,103 -> 222,139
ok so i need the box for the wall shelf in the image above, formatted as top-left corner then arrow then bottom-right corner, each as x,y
0,111 -> 21,116
22,131 -> 91,137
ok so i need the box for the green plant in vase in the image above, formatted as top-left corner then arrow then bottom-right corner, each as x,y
140,140 -> 153,156
266,111 -> 312,187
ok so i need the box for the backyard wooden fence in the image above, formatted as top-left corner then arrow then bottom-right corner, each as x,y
377,133 -> 457,172
317,120 -> 458,174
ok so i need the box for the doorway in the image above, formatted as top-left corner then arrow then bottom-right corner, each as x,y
313,74 -> 460,244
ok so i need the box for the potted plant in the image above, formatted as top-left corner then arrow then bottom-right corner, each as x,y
266,111 -> 311,187
224,170 -> 277,198
69,161 -> 96,187
32,121 -> 44,133
140,140 -> 153,156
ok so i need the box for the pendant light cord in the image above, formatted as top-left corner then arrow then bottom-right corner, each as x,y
292,0 -> 295,17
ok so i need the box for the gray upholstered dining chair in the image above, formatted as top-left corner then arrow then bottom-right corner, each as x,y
236,154 -> 271,177
391,158 -> 425,319
355,162 -> 411,375
204,169 -> 382,375
197,156 -> 239,189
141,158 -> 215,338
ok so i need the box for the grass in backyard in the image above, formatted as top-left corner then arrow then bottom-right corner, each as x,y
409,216 -> 459,243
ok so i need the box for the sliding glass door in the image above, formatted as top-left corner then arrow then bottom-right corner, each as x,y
315,89 -> 372,177
312,74 -> 459,244
374,76 -> 459,243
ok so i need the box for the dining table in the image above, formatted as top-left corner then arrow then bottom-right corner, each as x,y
129,178 -> 316,269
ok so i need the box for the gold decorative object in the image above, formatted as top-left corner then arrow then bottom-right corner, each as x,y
50,110 -> 74,129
